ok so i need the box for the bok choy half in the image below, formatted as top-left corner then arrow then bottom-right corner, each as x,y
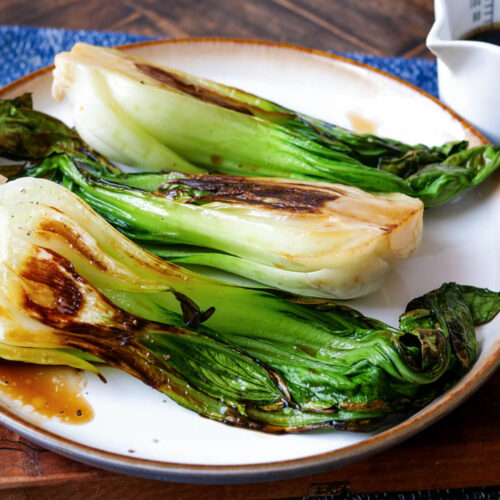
52,43 -> 500,207
0,177 -> 498,432
0,95 -> 423,299
18,154 -> 424,299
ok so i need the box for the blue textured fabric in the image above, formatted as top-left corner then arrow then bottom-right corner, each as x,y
0,25 -> 438,96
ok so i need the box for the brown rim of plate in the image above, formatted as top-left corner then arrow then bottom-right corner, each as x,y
0,37 -> 497,484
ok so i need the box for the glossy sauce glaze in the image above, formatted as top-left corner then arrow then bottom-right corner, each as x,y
347,112 -> 376,134
0,361 -> 93,424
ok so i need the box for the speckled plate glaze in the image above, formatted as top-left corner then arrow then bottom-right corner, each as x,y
0,39 -> 499,484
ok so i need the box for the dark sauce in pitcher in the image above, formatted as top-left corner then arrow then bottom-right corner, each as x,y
463,24 -> 500,45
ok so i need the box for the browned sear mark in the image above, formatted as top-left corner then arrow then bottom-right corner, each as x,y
339,400 -> 388,411
40,218 -> 108,271
19,247 -> 144,340
156,174 -> 342,213
21,248 -> 84,326
135,63 -> 254,115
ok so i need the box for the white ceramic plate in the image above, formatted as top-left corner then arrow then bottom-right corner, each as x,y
0,39 -> 499,484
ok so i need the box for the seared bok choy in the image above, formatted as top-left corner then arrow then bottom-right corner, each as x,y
17,153 -> 423,299
0,177 -> 498,432
52,43 -> 500,207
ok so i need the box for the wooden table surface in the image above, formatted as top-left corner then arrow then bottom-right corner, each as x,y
1,1 -> 499,498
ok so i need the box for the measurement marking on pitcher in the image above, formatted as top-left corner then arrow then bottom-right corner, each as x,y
483,0 -> 495,25
484,0 -> 494,26
470,0 -> 495,26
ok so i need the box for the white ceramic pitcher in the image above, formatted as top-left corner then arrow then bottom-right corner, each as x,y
427,0 -> 500,144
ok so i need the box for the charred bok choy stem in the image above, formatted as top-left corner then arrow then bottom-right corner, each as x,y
51,43 -> 500,207
15,153 -> 423,299
0,177 -> 499,432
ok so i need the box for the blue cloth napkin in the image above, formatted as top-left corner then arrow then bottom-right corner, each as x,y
0,25 -> 438,96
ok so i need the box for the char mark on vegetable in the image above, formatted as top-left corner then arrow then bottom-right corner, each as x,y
156,174 -> 343,213
39,218 -> 109,271
20,247 -> 144,340
21,248 -> 84,322
135,63 -> 255,116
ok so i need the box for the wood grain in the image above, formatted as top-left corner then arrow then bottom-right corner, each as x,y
0,0 -> 435,57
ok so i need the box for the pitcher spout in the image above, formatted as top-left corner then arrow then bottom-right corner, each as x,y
427,0 -> 500,143
426,0 -> 458,66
